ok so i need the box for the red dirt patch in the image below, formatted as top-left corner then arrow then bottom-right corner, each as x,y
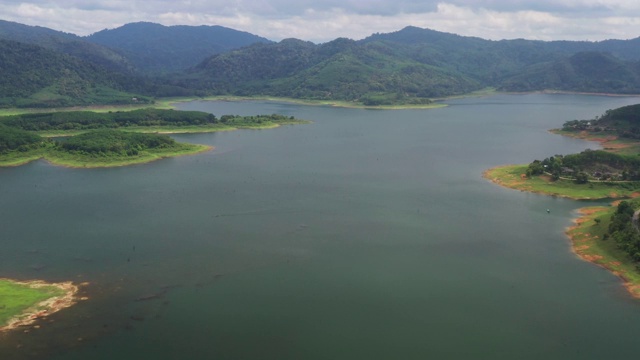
581,254 -> 604,262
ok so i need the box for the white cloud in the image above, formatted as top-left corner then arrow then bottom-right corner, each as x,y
0,1 -> 639,41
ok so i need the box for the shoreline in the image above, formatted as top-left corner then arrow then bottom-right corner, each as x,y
0,279 -> 82,333
485,167 -> 640,298
43,144 -> 214,169
0,145 -> 213,169
484,117 -> 640,299
566,207 -> 640,299
166,95 -> 448,110
2,90 -> 639,116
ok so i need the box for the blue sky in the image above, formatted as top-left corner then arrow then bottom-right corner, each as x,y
2,0 -> 639,42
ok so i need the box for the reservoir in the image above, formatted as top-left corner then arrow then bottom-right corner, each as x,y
2,94 -> 640,359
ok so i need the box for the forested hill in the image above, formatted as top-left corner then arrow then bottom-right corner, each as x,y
86,22 -> 273,73
500,52 -> 640,94
0,19 -> 134,73
186,25 -> 640,102
562,103 -> 640,138
0,39 -> 155,108
187,36 -> 481,103
3,20 -> 640,107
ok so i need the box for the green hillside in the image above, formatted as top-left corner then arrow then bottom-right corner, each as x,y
0,39 -> 153,108
187,36 -> 482,103
0,19 -> 133,72
186,26 -> 640,104
500,52 -> 640,93
86,22 -> 272,73
561,103 -> 640,139
3,21 -> 640,107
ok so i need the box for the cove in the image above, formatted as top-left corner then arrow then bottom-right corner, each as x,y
2,94 -> 640,359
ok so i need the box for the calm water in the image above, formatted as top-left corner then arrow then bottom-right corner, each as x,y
2,94 -> 640,359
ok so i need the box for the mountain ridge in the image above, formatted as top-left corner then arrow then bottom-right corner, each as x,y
2,20 -> 640,107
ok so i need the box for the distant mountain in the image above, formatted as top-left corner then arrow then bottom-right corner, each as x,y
0,20 -> 134,73
0,39 -> 153,108
187,26 -> 640,103
500,52 -> 640,93
188,36 -> 481,103
86,22 -> 272,73
2,19 -> 640,107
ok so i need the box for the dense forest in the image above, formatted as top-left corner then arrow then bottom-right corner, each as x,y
0,109 -> 300,132
562,103 -> 640,138
0,123 -> 44,153
604,200 -> 640,263
3,20 -> 640,107
59,129 -> 179,156
526,149 -> 640,182
0,108 -> 305,168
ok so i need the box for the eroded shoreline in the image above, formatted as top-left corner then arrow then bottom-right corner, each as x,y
0,279 -> 83,333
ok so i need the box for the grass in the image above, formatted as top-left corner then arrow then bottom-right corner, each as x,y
44,143 -> 211,168
0,143 -> 211,168
485,126 -> 640,298
33,121 -> 308,138
483,164 -> 640,200
0,148 -> 47,167
567,206 -> 640,298
0,95 -> 447,115
165,95 -> 448,110
0,279 -> 64,327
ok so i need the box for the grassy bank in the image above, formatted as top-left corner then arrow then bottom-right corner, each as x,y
44,143 -> 212,168
567,206 -> 640,298
0,143 -> 210,168
0,95 -> 447,115
0,148 -> 47,167
485,165 -> 640,298
0,279 -> 69,331
34,121 -> 305,138
483,164 -> 640,199
164,95 -> 448,110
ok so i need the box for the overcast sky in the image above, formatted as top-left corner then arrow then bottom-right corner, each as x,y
1,0 -> 639,42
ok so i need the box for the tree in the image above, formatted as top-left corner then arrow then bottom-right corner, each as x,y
575,172 -> 589,184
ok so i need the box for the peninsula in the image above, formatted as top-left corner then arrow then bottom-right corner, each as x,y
0,279 -> 80,332
484,104 -> 640,298
0,108 -> 308,168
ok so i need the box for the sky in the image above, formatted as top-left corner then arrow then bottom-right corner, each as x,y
1,0 -> 640,43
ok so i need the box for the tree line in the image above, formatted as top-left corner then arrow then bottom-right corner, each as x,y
526,149 -> 640,182
1,109 -> 296,131
604,200 -> 640,264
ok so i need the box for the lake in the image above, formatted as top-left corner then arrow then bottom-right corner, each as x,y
2,94 -> 640,359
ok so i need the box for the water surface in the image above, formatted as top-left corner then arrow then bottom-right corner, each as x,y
2,94 -> 640,359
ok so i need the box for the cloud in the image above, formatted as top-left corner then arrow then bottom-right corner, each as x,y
0,1 -> 639,42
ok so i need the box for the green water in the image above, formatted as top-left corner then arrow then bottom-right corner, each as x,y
2,94 -> 640,359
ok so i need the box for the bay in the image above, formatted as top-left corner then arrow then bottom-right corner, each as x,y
2,94 -> 640,359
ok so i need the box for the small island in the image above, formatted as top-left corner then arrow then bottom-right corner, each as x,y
0,279 -> 80,332
485,103 -> 640,298
0,108 -> 308,168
